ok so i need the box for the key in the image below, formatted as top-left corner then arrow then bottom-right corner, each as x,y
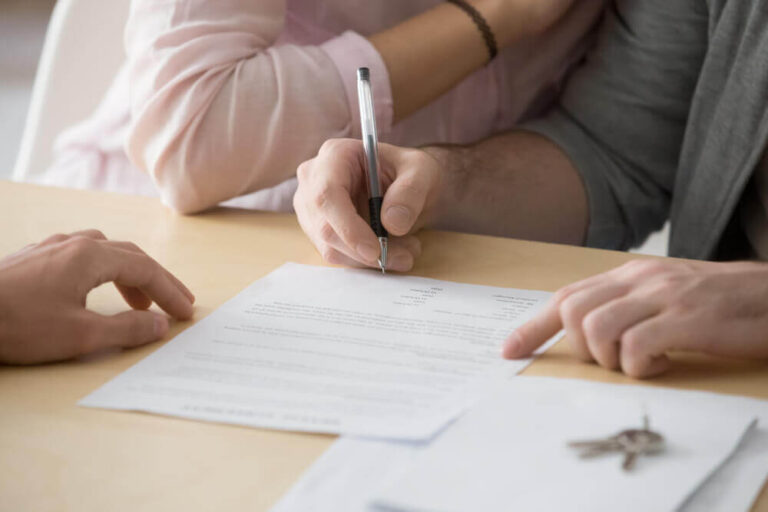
568,415 -> 665,471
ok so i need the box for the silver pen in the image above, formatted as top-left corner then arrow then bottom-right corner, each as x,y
356,67 -> 388,273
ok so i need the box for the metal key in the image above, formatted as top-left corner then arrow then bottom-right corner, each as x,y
568,416 -> 665,471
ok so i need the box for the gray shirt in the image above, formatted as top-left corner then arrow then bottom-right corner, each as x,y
522,0 -> 768,260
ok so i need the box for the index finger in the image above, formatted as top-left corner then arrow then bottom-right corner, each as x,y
318,184 -> 382,265
93,244 -> 194,320
502,301 -> 563,358
109,241 -> 195,304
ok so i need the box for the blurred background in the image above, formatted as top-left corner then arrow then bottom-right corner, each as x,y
0,0 -> 55,179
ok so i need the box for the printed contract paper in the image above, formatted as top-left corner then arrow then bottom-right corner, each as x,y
81,263 -> 552,439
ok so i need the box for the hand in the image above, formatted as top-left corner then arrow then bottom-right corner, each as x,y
293,139 -> 442,272
503,259 -> 768,378
0,230 -> 195,364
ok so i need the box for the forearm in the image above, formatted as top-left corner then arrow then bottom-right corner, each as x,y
424,130 -> 588,245
371,0 -> 557,123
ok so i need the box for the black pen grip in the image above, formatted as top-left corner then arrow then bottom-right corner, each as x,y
368,197 -> 388,238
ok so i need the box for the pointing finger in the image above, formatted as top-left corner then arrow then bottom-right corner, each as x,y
503,301 -> 563,358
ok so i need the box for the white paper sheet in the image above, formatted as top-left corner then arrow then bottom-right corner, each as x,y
373,377 -> 766,512
270,401 -> 768,512
270,437 -> 423,512
680,420 -> 768,512
269,336 -> 555,512
80,263 -> 553,440
271,424 -> 768,512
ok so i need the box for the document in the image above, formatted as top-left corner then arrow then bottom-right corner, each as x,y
272,425 -> 768,512
373,377 -> 767,512
270,437 -> 423,512
81,263 -> 554,440
680,423 -> 768,512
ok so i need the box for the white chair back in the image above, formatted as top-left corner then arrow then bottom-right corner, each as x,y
13,0 -> 130,182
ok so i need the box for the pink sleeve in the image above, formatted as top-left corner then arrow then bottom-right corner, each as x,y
125,0 -> 392,213
321,31 -> 394,140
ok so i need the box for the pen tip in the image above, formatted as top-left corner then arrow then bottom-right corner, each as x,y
378,237 -> 388,275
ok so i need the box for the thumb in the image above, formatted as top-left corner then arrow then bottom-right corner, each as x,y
380,148 -> 437,236
89,310 -> 169,351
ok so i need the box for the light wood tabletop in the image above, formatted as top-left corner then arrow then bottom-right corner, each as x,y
1,181 -> 767,511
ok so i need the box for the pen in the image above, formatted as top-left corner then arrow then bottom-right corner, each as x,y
356,67 -> 388,274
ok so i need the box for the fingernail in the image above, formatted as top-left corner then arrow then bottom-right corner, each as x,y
153,314 -> 169,338
502,333 -> 521,358
384,206 -> 412,233
357,243 -> 379,262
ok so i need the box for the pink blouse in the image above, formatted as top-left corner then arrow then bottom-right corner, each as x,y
43,0 -> 605,213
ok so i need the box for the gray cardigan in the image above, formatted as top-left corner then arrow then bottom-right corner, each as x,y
523,0 -> 768,260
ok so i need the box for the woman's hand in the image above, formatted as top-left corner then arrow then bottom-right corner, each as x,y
0,230 -> 195,364
504,259 -> 768,378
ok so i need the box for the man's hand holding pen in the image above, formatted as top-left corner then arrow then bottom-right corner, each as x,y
293,138 -> 441,272
295,68 -> 443,273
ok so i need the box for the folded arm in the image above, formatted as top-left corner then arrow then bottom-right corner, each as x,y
125,0 -> 356,213
125,0 -> 586,213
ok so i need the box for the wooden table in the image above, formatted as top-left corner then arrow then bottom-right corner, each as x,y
1,181 -> 766,511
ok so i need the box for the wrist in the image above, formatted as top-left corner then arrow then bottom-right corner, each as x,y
419,144 -> 469,230
469,0 -> 515,47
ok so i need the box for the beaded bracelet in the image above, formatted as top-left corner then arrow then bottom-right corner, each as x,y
445,0 -> 498,62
